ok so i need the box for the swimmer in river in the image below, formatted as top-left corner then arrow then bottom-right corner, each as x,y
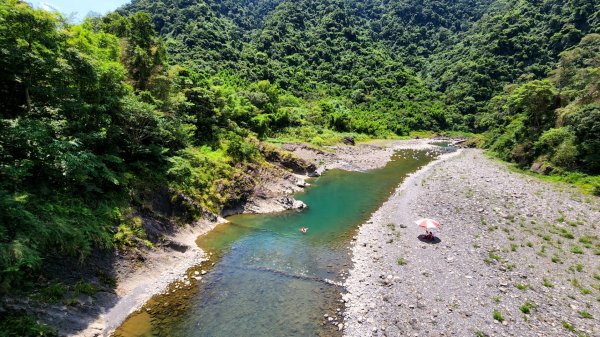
299,227 -> 308,233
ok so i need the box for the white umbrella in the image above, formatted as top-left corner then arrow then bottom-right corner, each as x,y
415,218 -> 442,230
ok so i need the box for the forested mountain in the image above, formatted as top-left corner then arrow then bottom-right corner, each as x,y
1,0 -> 599,333
120,0 -> 599,124
428,0 -> 600,119
351,0 -> 496,68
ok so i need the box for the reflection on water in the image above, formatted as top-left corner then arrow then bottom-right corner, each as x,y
114,149 -> 439,337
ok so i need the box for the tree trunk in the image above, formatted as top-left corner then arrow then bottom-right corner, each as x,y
25,85 -> 31,112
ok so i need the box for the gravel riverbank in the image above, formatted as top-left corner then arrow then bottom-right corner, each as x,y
343,149 -> 600,337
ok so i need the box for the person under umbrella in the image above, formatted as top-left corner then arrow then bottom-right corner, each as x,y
415,218 -> 442,241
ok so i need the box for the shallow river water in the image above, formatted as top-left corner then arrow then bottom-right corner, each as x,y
114,149 -> 438,337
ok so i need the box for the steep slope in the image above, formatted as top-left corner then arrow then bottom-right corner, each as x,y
120,0 -> 453,134
245,0 -> 411,92
118,0 -> 242,71
426,0 -> 600,119
350,0 -> 496,68
119,0 -> 599,129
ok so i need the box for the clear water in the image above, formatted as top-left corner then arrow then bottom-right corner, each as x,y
114,149 -> 438,337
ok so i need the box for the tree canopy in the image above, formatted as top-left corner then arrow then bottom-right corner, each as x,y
0,2 -> 599,329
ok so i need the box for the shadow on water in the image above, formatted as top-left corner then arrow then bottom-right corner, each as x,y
113,148 -> 445,337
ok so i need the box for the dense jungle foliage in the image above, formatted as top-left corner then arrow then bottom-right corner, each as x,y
0,1 -> 599,330
483,34 -> 600,175
0,0 -> 297,296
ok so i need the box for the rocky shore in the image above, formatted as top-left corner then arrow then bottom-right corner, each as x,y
44,139 -> 414,337
25,138 -> 596,337
95,139 -> 451,337
343,149 -> 600,337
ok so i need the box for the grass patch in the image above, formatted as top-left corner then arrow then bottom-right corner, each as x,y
558,228 -> 574,239
579,235 -> 595,248
520,300 -> 535,314
516,283 -> 529,290
526,241 -> 533,248
537,245 -> 547,257
543,278 -> 554,288
74,281 -> 97,296
488,250 -> 503,262
397,257 -> 407,266
579,310 -> 593,319
581,288 -> 592,295
492,309 -> 504,322
551,254 -> 562,263
33,282 -> 66,304
562,321 -> 576,332
571,245 -> 584,254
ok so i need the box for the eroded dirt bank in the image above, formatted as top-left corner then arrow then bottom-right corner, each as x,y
343,149 -> 600,337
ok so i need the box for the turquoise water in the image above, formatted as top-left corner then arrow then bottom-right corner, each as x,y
114,149 -> 438,337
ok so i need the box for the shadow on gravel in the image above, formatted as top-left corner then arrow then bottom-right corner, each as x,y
417,234 -> 442,244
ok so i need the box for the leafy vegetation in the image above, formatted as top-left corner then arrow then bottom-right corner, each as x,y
0,311 -> 57,337
0,1 -> 308,293
118,0 -> 600,186
484,34 -> 600,178
0,0 -> 599,332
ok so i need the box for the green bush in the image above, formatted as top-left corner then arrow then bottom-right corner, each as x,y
568,105 -> 600,173
226,134 -> 259,162
0,311 -> 57,337
113,216 -> 152,250
535,127 -> 579,169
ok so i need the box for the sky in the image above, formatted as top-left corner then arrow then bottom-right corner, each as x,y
29,0 -> 131,22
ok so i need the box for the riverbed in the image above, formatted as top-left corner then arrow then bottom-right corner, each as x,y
113,148 -> 442,337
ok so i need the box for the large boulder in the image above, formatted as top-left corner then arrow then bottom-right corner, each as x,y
530,162 -> 553,175
342,136 -> 355,146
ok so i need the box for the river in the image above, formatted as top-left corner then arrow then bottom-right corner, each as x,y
114,148 -> 440,337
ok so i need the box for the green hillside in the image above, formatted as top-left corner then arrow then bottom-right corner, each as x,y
0,0 -> 599,333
